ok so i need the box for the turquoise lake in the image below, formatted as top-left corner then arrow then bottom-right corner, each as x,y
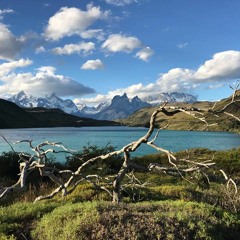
0,127 -> 239,161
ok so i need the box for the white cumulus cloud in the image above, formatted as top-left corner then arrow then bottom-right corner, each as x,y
102,34 -> 142,53
104,0 -> 138,6
0,58 -> 32,77
136,47 -> 154,62
52,42 -> 95,55
194,50 -> 240,81
44,4 -> 110,41
0,60 -> 95,97
81,59 -> 105,70
101,33 -> 153,61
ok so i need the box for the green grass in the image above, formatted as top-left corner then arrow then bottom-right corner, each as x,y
0,202 -> 60,239
1,200 -> 238,240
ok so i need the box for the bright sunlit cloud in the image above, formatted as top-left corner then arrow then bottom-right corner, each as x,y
81,59 -> 105,70
44,4 -> 110,41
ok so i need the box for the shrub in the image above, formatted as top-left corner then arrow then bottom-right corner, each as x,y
0,152 -> 20,181
65,144 -> 123,174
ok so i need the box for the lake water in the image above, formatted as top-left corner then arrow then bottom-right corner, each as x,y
0,127 -> 239,161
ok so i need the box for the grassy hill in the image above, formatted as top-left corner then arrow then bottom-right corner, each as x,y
0,99 -> 118,129
121,92 -> 240,133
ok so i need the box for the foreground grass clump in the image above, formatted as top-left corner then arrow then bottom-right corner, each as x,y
0,201 -> 60,239
31,201 -> 240,240
1,200 -> 239,239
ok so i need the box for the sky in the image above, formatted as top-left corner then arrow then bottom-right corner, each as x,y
0,0 -> 240,106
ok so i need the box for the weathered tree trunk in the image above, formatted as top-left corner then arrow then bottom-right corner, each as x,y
112,151 -> 130,203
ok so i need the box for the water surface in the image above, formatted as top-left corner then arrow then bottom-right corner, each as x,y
0,127 -> 239,160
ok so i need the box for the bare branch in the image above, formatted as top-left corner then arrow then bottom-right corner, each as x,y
0,131 -> 15,152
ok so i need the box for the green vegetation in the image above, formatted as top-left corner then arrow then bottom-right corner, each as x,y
0,147 -> 240,239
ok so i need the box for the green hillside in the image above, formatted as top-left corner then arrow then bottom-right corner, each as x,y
121,92 -> 240,133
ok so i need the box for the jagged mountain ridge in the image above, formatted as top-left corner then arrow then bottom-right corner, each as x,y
8,91 -> 79,114
95,93 -> 151,120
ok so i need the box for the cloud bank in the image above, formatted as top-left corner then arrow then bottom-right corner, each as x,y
0,59 -> 95,98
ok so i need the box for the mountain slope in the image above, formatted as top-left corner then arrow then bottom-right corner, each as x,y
121,92 -> 240,133
0,99 -> 41,128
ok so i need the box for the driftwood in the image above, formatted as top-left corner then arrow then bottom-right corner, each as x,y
0,83 -> 239,203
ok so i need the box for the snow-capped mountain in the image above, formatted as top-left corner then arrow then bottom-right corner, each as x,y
7,91 -> 197,120
8,91 -> 79,114
144,92 -> 197,105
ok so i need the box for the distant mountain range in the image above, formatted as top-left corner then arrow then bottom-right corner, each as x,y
143,92 -> 197,105
7,91 -> 197,120
1,92 -> 239,132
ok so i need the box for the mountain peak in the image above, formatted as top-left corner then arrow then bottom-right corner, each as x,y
131,96 -> 141,102
16,91 -> 27,99
8,91 -> 79,114
144,92 -> 197,105
48,92 -> 60,100
95,93 -> 150,120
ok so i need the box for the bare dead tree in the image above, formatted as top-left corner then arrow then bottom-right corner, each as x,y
0,83 -> 239,203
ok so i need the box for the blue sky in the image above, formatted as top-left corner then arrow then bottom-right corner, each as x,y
0,0 -> 240,106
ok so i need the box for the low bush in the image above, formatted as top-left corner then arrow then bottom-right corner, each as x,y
31,201 -> 240,240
